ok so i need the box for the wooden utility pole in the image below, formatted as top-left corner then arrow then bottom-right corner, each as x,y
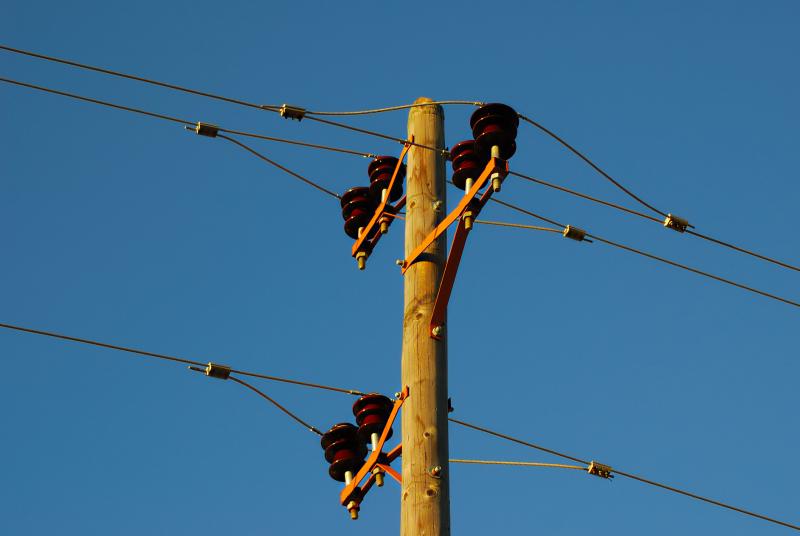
401,97 -> 450,536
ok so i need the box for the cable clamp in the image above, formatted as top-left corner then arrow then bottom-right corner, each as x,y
587,461 -> 613,479
663,213 -> 689,233
280,104 -> 307,121
192,122 -> 219,137
203,362 -> 232,380
562,225 -> 587,242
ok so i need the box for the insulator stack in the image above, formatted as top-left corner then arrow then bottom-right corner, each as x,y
340,187 -> 378,240
469,103 -> 519,160
450,140 -> 488,191
320,423 -> 368,482
352,393 -> 394,447
368,156 -> 405,203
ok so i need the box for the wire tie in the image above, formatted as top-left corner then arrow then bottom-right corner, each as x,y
587,461 -> 614,479
663,213 -> 690,233
279,104 -> 307,121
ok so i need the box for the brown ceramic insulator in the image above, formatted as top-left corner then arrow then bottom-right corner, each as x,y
368,156 -> 406,203
352,393 -> 394,444
341,186 -> 377,239
469,103 -> 519,160
450,140 -> 488,190
320,423 -> 368,482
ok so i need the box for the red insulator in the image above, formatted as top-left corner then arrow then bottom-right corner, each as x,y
352,393 -> 394,444
320,422 -> 368,482
469,103 -> 519,160
449,140 -> 488,190
340,187 -> 377,239
368,156 -> 406,203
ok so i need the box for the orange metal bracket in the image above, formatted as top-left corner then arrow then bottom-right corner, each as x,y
428,159 -> 509,339
351,141 -> 413,258
400,157 -> 508,273
339,386 -> 408,507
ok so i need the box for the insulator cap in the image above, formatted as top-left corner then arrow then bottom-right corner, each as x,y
321,423 -> 368,482
341,187 -> 378,239
450,140 -> 488,190
367,156 -> 405,203
352,393 -> 394,444
469,103 -> 519,160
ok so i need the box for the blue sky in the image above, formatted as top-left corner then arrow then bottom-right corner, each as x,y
1,1 -> 798,534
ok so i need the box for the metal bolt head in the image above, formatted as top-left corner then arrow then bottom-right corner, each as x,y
429,465 -> 442,477
394,392 -> 402,399
395,259 -> 404,266
432,325 -> 444,337
433,200 -> 443,211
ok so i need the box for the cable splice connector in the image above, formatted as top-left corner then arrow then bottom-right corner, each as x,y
191,122 -> 219,137
663,213 -> 690,233
562,225 -> 587,242
279,104 -> 306,121
191,362 -> 232,380
587,461 -> 614,479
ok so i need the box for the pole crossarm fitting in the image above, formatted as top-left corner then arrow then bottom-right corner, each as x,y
394,157 -> 508,339
399,156 -> 508,275
338,387 -> 408,513
349,140 -> 413,266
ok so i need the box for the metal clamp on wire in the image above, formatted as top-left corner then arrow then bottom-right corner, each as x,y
587,461 -> 614,479
190,122 -> 219,138
279,104 -> 306,121
189,362 -> 231,380
563,225 -> 588,242
663,213 -> 690,233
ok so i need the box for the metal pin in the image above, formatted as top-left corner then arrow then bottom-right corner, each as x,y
464,177 -> 474,193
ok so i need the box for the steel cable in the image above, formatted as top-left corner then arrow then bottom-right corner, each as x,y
510,170 -> 800,273
518,113 -> 667,217
450,418 -> 800,532
228,376 -> 323,435
0,321 -> 365,395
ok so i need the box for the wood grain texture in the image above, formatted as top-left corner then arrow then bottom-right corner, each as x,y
401,97 -> 450,536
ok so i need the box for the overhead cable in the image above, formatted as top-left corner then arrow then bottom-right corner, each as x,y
0,44 -> 279,112
449,459 -> 585,470
449,418 -> 800,532
0,45 -> 445,154
485,199 -> 800,309
0,77 -> 373,158
216,134 -> 341,199
306,100 -> 483,116
518,113 -> 667,217
510,170 -> 800,273
0,321 -> 366,395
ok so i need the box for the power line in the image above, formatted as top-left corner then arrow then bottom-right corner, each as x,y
449,459 -> 585,471
0,44 -> 445,155
510,170 -> 800,273
216,134 -> 341,199
228,375 -> 323,435
0,321 -> 366,395
449,418 -> 800,532
0,44 -> 279,112
485,198 -> 800,309
306,101 -> 483,116
518,113 -> 667,218
509,170 -> 661,223
0,77 -> 374,159
585,232 -> 800,308
474,220 -> 564,234
1,76 -> 194,125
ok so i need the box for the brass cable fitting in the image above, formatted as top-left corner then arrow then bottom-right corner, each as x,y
663,213 -> 690,233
